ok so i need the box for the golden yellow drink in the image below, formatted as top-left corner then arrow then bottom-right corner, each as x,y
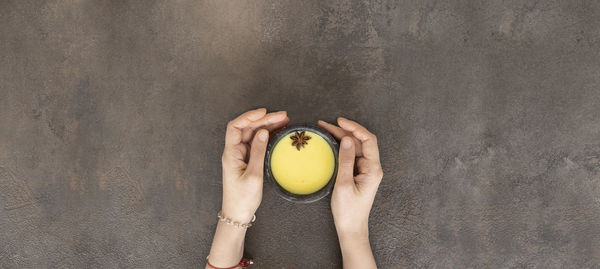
270,131 -> 335,195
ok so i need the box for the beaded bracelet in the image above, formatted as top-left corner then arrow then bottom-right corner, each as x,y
217,211 -> 256,229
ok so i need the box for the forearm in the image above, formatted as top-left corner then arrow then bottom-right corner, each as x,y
206,222 -> 247,269
337,227 -> 377,269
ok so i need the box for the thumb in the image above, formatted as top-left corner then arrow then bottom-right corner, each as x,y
336,136 -> 356,187
245,129 -> 269,179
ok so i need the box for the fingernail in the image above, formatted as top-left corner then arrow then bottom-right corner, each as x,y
258,130 -> 268,141
342,138 -> 352,148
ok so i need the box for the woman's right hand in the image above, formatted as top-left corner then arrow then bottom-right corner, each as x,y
221,108 -> 289,223
208,108 -> 289,269
318,117 -> 383,269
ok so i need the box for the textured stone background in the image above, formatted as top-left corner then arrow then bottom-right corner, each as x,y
1,0 -> 600,268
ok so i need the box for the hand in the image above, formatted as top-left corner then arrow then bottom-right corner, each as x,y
221,108 -> 289,223
318,117 -> 383,269
319,117 -> 383,234
208,108 -> 289,269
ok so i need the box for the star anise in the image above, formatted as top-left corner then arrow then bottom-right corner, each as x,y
290,131 -> 311,151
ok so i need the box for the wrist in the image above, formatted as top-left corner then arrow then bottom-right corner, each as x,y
334,217 -> 369,239
218,211 -> 256,229
215,219 -> 248,237
336,225 -> 376,269
336,225 -> 369,245
207,220 -> 248,268
221,205 -> 256,224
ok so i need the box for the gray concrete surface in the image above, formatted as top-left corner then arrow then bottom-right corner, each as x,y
1,0 -> 600,268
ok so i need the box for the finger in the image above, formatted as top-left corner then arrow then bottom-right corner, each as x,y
244,129 -> 269,179
355,173 -> 382,193
356,157 -> 382,176
317,120 -> 347,140
318,120 -> 363,157
222,143 -> 248,163
337,117 -> 380,161
356,157 -> 369,174
335,136 -> 356,187
221,144 -> 249,179
265,116 -> 290,137
225,108 -> 267,147
241,117 -> 289,148
241,111 -> 287,143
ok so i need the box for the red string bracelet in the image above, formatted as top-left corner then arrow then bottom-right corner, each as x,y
206,256 -> 254,269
